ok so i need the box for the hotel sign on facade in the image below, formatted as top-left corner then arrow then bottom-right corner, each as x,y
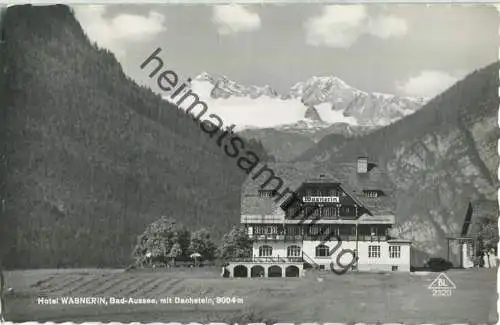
302,196 -> 340,203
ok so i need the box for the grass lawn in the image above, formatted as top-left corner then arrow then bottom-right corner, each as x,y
3,267 -> 497,324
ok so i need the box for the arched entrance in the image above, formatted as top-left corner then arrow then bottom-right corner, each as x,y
251,265 -> 265,277
268,265 -> 282,277
233,265 -> 248,278
285,265 -> 300,277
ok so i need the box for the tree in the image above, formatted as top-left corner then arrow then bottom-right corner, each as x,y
173,226 -> 191,261
217,226 -> 252,261
131,216 -> 189,267
188,228 -> 217,261
167,243 -> 182,266
476,215 -> 498,267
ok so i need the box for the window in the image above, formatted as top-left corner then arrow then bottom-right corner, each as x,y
259,245 -> 273,257
254,226 -> 277,235
391,265 -> 398,271
368,245 -> 381,258
315,244 -> 330,257
287,245 -> 301,257
389,245 -> 401,258
286,226 -> 301,236
340,206 -> 353,216
363,190 -> 383,198
265,226 -> 278,235
324,207 -> 338,217
258,189 -> 276,198
308,225 -> 320,235
304,207 -> 315,218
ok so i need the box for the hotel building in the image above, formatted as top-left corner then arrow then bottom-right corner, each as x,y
225,157 -> 412,278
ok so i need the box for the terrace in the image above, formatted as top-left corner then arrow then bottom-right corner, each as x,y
229,256 -> 304,263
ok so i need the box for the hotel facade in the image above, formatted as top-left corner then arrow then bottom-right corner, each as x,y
225,157 -> 412,278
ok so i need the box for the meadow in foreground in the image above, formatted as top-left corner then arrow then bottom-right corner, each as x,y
3,268 -> 497,323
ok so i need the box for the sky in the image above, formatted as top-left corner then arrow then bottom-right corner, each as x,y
72,4 -> 499,98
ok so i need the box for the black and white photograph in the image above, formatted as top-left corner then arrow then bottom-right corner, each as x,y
0,2 -> 498,324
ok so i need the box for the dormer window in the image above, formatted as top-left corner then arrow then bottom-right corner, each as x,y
258,189 -> 276,198
363,190 -> 382,198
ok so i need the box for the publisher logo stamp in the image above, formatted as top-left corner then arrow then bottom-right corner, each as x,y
428,273 -> 456,297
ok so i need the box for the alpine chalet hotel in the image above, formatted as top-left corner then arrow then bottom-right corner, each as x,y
224,157 -> 412,277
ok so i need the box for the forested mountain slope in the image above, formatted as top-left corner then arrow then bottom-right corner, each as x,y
0,5 -> 264,268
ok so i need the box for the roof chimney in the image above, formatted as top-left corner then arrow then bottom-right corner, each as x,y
357,156 -> 368,174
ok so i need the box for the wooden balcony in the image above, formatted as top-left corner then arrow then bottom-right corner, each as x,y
249,234 -> 388,242
241,215 -> 284,224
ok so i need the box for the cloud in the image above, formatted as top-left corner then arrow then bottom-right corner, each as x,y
304,6 -> 367,48
212,5 -> 261,35
72,5 -> 166,57
304,5 -> 408,48
396,70 -> 464,98
368,15 -> 408,39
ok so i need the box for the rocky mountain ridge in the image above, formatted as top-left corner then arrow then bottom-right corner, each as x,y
240,122 -> 376,161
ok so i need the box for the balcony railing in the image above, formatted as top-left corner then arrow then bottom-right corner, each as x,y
229,256 -> 304,263
249,234 -> 388,242
358,235 -> 387,242
248,234 -> 302,241
241,215 -> 284,223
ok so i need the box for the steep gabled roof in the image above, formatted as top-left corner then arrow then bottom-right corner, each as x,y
241,161 -> 396,217
461,199 -> 498,237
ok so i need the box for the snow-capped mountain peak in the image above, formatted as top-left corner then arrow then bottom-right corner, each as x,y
290,75 -> 356,95
192,72 -> 279,99
168,72 -> 428,131
194,71 -> 217,83
289,75 -> 365,106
